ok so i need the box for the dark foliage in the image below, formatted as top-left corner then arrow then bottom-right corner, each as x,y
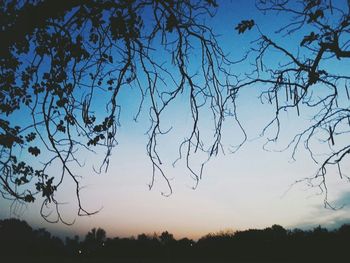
0,0 -> 232,222
0,218 -> 64,258
2,218 -> 350,262
1,0 -> 350,222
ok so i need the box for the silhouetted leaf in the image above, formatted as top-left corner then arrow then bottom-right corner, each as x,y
300,32 -> 319,46
235,20 -> 255,34
166,14 -> 177,32
25,132 -> 36,142
206,0 -> 218,7
24,194 -> 35,202
307,9 -> 324,23
56,98 -> 68,107
28,146 -> 40,156
304,0 -> 321,12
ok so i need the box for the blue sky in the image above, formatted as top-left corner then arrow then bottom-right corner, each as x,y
1,0 -> 350,240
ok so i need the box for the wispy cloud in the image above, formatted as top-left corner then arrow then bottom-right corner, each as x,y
332,191 -> 350,208
292,191 -> 350,230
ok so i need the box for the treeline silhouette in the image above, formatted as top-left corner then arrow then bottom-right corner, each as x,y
1,218 -> 350,262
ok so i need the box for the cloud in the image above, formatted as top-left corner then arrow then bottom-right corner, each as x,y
291,191 -> 350,230
332,191 -> 350,208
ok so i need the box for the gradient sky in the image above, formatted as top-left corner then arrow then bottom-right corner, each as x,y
1,0 -> 350,240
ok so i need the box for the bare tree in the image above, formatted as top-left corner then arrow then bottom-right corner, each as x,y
0,0 -> 237,222
234,0 -> 350,207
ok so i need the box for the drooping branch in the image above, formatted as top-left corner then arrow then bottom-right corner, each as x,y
1,0 -> 238,222
234,0 -> 350,206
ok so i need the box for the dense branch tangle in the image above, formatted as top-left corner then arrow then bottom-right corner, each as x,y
0,0 -> 234,222
233,0 -> 350,206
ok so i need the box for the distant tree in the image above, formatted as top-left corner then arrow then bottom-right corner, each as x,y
0,218 -> 34,256
266,224 -> 287,240
65,235 -> 80,256
137,233 -> 150,242
338,223 -> 350,236
85,227 -> 106,243
83,227 -> 106,255
312,225 -> 328,236
2,219 -> 350,261
0,218 -> 65,257
337,224 -> 350,252
177,237 -> 193,247
235,0 -> 350,206
159,231 -> 175,245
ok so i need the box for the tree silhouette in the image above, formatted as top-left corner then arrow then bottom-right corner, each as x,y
0,0 -> 232,222
235,0 -> 350,207
65,235 -> 80,256
1,0 -> 349,222
2,218 -> 350,262
159,230 -> 175,245
82,227 -> 106,255
0,218 -> 64,258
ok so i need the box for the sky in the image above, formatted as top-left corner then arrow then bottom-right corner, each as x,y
1,0 -> 350,240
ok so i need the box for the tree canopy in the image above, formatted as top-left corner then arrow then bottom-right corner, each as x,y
2,218 -> 350,262
1,0 -> 350,222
